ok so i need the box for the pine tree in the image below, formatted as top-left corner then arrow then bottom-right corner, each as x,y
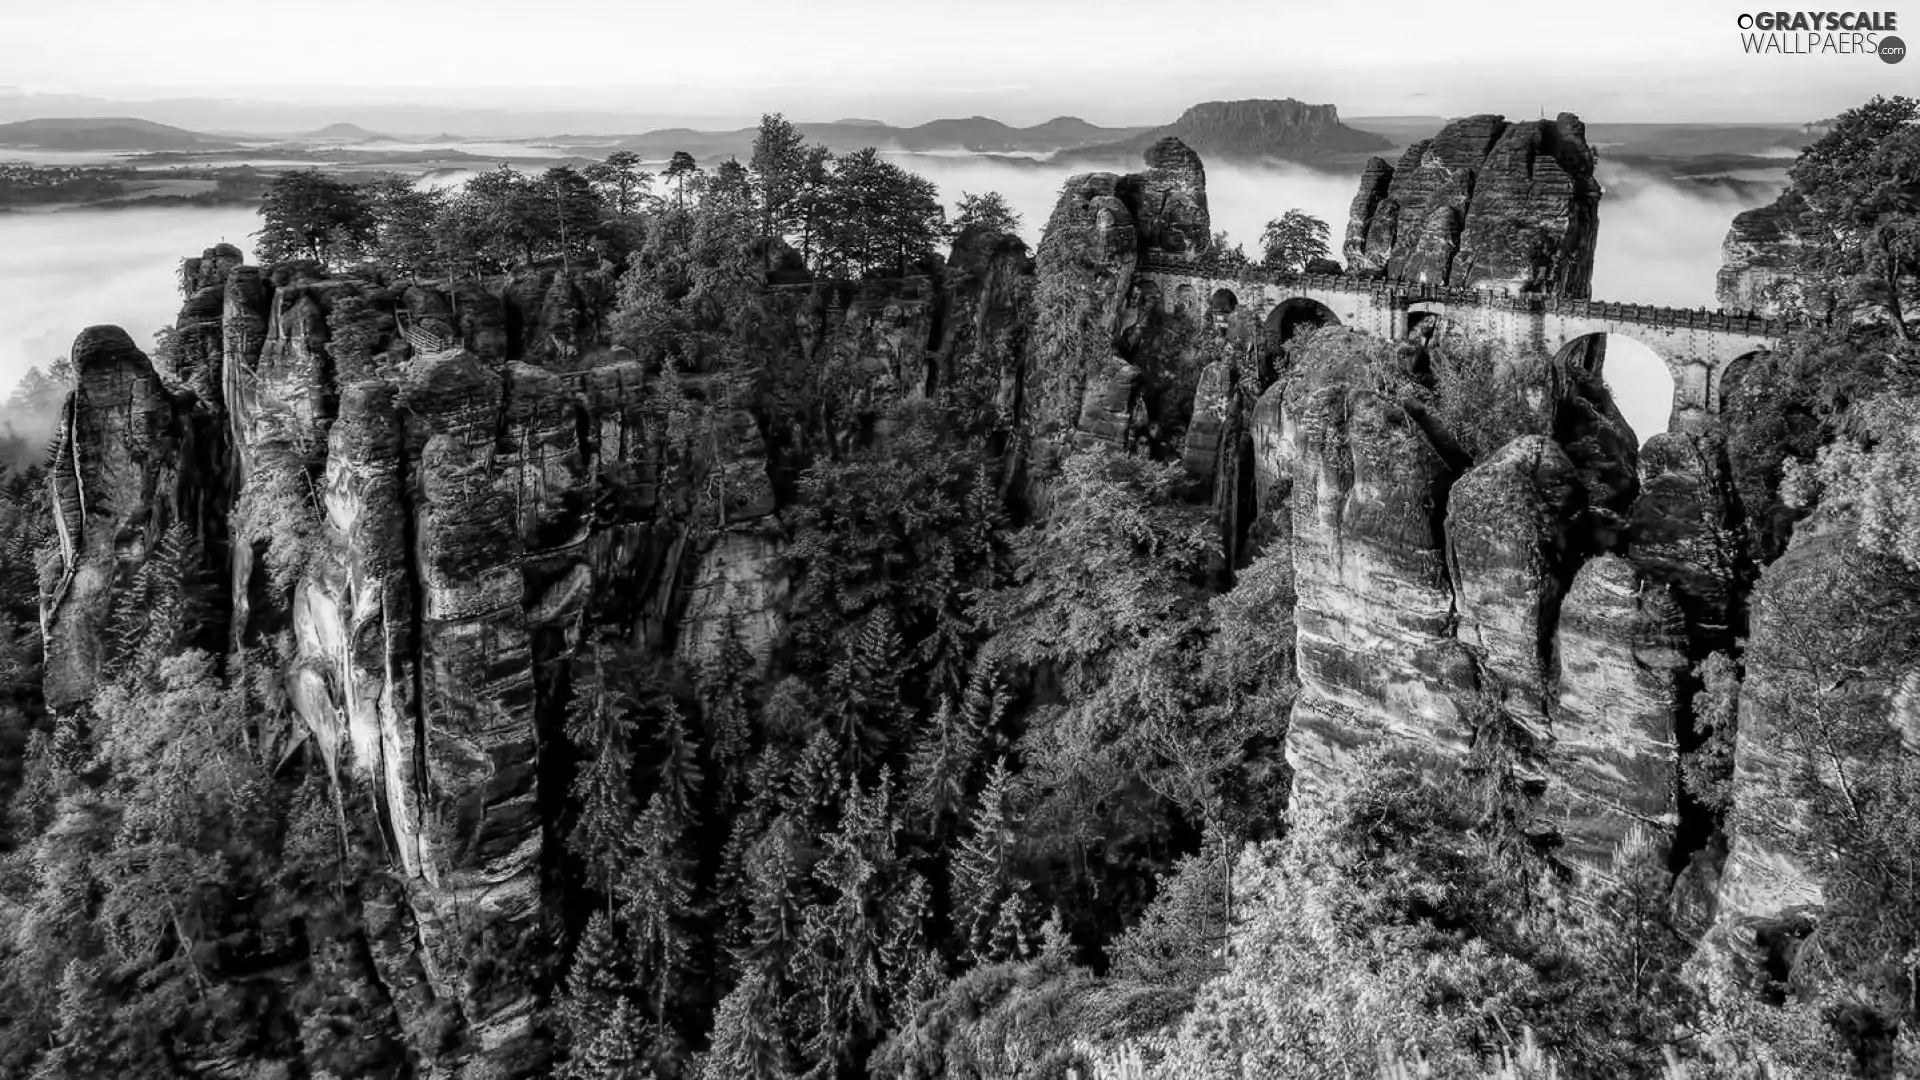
561,910 -> 628,1041
824,610 -> 908,778
571,995 -> 648,1079
797,779 -> 896,1074
950,760 -> 1022,962
781,731 -> 842,828
986,888 -> 1035,964
700,614 -> 757,805
904,661 -> 1003,838
620,793 -> 698,1029
32,959 -> 117,1079
567,649 -> 640,899
745,817 -> 806,977
879,872 -> 945,1023
652,701 -> 704,829
702,971 -> 794,1080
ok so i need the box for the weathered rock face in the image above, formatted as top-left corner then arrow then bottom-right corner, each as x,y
46,253 -> 815,1067
1344,113 -> 1601,297
1447,435 -> 1584,715
1259,327 -> 1684,872
1705,517 -> 1920,977
1715,189 -> 1810,315
1548,555 -> 1686,868
1029,172 -> 1141,454
1132,137 -> 1211,258
1629,431 -> 1745,649
1284,377 -> 1474,797
1028,138 -> 1227,479
932,227 -> 1034,421
42,327 -> 224,709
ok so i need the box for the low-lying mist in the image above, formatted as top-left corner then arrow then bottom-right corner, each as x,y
0,155 -> 1779,454
0,204 -> 257,449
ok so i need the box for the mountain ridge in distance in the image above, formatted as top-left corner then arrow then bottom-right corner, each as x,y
0,116 -> 240,151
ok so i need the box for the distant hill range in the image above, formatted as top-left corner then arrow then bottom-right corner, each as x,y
610,115 -> 1150,159
1061,99 -> 1393,164
0,117 -> 239,151
606,100 -> 1396,165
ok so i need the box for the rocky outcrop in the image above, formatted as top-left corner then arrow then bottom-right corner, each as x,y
1133,137 -> 1211,259
45,253 -> 809,1068
1029,138 -> 1231,478
42,327 -> 218,709
1260,325 -> 1689,872
1029,173 -> 1141,453
1714,190 -> 1810,315
1629,431 -> 1745,649
1706,517 -> 1920,975
1548,555 -> 1686,868
1446,436 -> 1584,715
1344,114 -> 1601,297
1284,374 -> 1473,797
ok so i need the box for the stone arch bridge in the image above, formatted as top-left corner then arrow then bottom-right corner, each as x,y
1135,253 -> 1791,419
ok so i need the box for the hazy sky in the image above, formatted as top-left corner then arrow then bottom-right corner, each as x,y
2,0 -> 1910,125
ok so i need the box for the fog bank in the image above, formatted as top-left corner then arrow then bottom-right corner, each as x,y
0,205 -> 257,395
0,155 -> 1775,451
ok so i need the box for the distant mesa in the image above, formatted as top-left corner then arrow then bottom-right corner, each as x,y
0,116 -> 239,152
305,122 -> 389,143
1063,99 -> 1394,164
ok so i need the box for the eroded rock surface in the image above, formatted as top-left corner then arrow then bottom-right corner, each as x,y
1284,378 -> 1472,798
1344,113 -> 1601,297
1548,554 -> 1686,868
1715,190 -> 1810,315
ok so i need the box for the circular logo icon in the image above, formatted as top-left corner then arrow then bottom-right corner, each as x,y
1882,35 -> 1907,63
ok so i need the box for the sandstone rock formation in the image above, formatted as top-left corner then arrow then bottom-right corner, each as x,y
1284,376 -> 1473,797
39,245 -> 813,1069
1629,431 -> 1745,648
1715,189 -> 1811,315
1548,554 -> 1687,869
43,327 -> 222,709
1133,137 -> 1211,258
1344,113 -> 1601,297
1447,435 -> 1584,716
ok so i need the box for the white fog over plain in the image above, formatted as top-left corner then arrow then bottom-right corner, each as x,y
0,155 -> 1775,445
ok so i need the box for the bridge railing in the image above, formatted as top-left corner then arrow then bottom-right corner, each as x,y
1135,251 -> 1792,337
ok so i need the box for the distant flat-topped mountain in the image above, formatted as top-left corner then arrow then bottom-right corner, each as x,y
1063,99 -> 1393,164
612,114 -> 1151,160
0,116 -> 238,151
305,122 -> 390,143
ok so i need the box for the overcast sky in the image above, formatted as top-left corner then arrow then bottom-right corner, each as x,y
1,0 -> 1911,126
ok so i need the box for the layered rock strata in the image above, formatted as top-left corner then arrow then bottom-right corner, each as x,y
1344,113 -> 1601,297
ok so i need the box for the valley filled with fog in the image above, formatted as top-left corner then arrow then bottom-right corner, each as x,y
0,153 -> 1778,445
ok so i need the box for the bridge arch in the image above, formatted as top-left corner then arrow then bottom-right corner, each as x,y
1550,331 -> 1677,445
1715,349 -> 1770,412
1264,297 -> 1341,350
1404,302 -> 1449,340
1210,287 -> 1239,314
